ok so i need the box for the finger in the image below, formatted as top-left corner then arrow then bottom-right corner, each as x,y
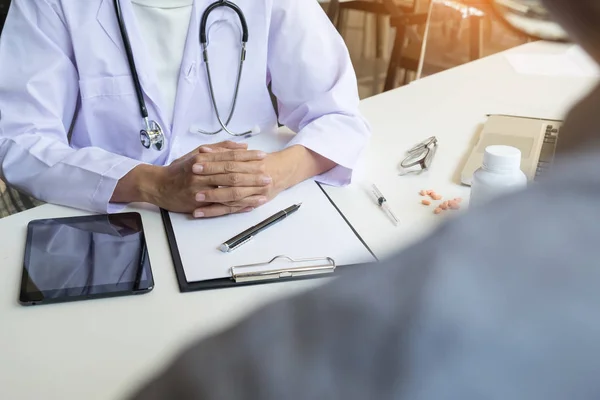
196,186 -> 268,204
192,150 -> 267,167
193,160 -> 266,175
198,147 -> 252,155
181,141 -> 248,159
193,204 -> 246,218
214,140 -> 248,150
223,195 -> 269,208
193,206 -> 254,218
198,141 -> 248,153
200,173 -> 272,187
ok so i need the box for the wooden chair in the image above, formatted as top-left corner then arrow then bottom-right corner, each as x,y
332,0 -> 418,58
383,2 -> 484,91
326,0 -> 341,23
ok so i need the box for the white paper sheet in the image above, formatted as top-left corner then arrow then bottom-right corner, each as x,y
169,179 -> 375,282
167,131 -> 375,283
505,46 -> 600,78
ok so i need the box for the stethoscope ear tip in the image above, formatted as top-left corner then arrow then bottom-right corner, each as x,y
251,125 -> 261,135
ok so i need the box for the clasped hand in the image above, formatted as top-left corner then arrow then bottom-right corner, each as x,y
155,141 -> 279,218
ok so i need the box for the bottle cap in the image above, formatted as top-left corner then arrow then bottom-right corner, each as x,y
482,145 -> 522,172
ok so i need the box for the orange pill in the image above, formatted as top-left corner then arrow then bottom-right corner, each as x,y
434,208 -> 442,214
440,202 -> 448,210
419,190 -> 427,196
454,197 -> 463,203
448,201 -> 460,210
432,194 -> 443,201
426,190 -> 434,195
421,199 -> 431,206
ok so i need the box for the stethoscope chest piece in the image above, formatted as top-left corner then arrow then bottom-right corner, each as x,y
140,119 -> 165,151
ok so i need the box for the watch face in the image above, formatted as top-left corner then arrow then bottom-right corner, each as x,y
402,137 -> 437,168
402,146 -> 428,168
407,136 -> 436,153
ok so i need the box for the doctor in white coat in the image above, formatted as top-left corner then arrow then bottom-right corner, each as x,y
0,0 -> 369,218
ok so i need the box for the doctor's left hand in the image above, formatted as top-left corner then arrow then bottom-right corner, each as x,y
191,145 -> 334,218
190,152 -> 283,218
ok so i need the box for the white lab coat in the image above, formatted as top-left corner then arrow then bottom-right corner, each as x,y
0,0 -> 369,213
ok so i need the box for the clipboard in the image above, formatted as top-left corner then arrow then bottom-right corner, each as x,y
161,182 -> 377,292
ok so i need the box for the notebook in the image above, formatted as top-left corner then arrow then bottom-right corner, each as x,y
461,114 -> 562,185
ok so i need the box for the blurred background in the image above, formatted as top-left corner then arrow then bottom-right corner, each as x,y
319,0 -> 531,98
0,0 -> 530,100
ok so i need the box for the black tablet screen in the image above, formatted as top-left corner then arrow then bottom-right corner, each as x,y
20,212 -> 153,304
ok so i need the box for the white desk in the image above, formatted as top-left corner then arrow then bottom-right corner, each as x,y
325,41 -> 598,258
0,41 -> 596,400
0,202 -> 322,400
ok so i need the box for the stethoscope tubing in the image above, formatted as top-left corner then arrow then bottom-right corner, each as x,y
198,0 -> 253,137
113,0 -> 148,122
200,0 -> 249,44
114,0 -> 255,148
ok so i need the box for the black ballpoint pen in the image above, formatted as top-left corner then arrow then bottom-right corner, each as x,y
219,203 -> 302,252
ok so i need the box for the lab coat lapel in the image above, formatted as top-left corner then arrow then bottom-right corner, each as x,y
171,0 -> 201,136
96,0 -> 168,132
96,0 -> 123,51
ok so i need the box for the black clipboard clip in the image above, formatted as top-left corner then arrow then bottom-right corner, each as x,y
230,255 -> 336,283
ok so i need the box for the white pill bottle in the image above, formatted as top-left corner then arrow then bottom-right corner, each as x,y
469,145 -> 528,207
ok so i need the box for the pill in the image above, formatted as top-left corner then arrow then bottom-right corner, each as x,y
426,190 -> 434,195
421,199 -> 431,206
440,202 -> 448,210
434,208 -> 442,214
454,197 -> 463,203
419,190 -> 427,196
448,201 -> 460,210
432,194 -> 442,200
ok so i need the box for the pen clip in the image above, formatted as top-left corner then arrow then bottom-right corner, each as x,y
230,255 -> 336,283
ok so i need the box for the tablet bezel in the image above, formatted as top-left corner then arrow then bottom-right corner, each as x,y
19,212 -> 154,306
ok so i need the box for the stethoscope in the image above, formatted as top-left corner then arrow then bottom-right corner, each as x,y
114,0 -> 259,151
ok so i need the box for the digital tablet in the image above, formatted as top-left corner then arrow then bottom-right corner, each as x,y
19,212 -> 154,306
